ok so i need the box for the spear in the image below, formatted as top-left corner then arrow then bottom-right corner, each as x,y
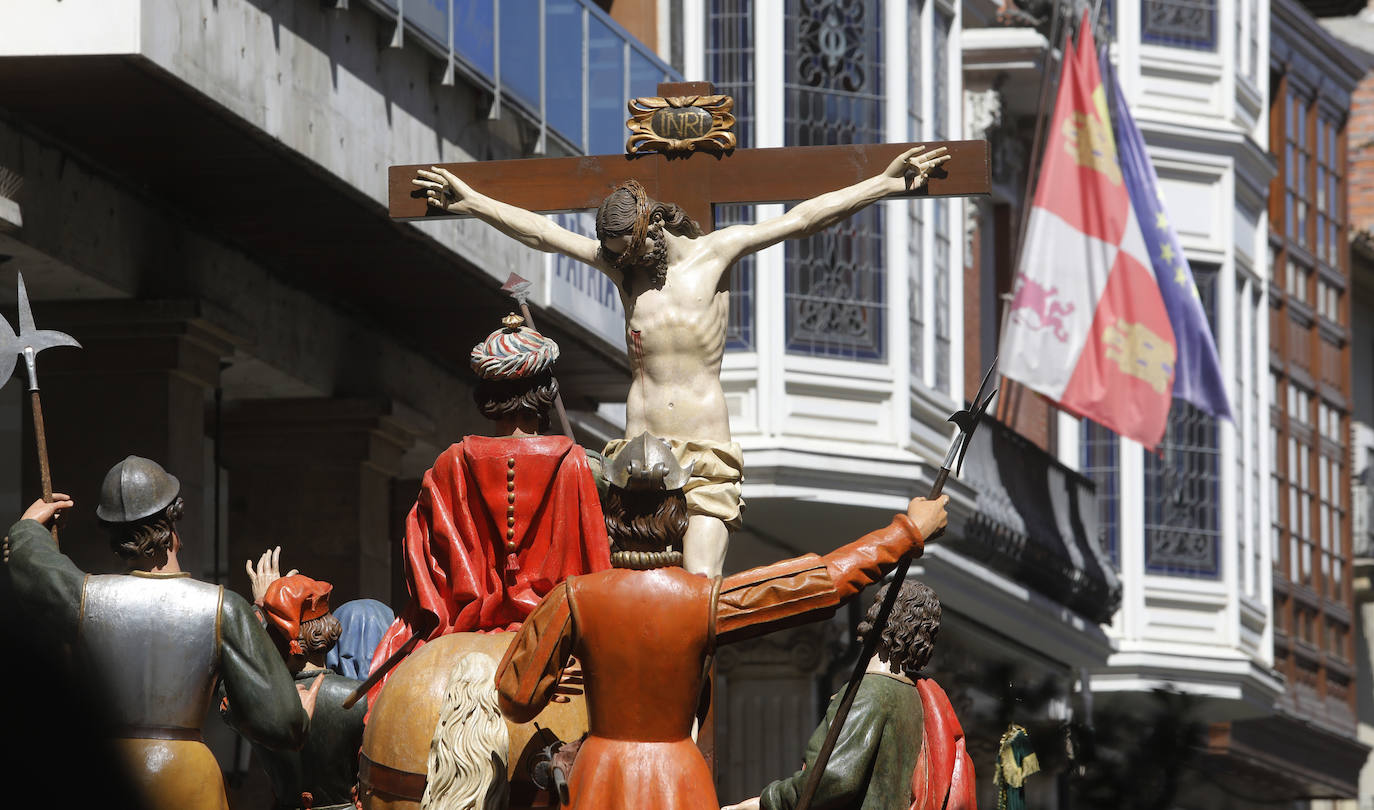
792,359 -> 998,810
501,272 -> 576,439
0,273 -> 82,543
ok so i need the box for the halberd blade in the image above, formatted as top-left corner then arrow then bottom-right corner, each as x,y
0,313 -> 19,390
944,356 -> 1000,477
501,272 -> 534,303
15,272 -> 81,352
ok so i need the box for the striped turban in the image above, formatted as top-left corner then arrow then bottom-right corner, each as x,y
470,313 -> 560,381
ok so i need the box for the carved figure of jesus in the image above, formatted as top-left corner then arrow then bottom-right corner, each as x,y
413,145 -> 950,576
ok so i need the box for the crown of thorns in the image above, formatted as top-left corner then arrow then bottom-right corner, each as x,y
600,180 -> 655,271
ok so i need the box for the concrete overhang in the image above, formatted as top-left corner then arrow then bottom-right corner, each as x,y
0,48 -> 631,405
1091,648 -> 1286,722
961,27 -> 1051,120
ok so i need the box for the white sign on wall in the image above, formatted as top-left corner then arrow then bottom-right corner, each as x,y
546,212 -> 625,354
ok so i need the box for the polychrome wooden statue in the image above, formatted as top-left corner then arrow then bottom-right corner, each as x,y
365,314 -> 611,708
2,457 -> 317,810
495,434 -> 950,810
413,145 -> 951,577
221,570 -> 366,810
724,581 -> 977,810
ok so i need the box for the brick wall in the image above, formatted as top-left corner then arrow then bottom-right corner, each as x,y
1348,72 -> 1374,235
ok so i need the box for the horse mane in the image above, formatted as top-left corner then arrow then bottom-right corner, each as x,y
421,651 -> 510,810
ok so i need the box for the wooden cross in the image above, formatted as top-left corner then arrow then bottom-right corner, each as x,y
385,79 -> 989,783
388,81 -> 990,231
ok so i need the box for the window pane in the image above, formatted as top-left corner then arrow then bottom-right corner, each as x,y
587,17 -> 626,156
545,0 -> 584,143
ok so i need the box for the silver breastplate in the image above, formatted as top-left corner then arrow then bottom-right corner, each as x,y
79,574 -> 222,731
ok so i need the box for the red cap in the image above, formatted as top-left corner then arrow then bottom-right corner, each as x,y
263,575 -> 333,655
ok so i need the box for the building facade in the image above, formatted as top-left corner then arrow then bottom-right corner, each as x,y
1,0 -> 1371,806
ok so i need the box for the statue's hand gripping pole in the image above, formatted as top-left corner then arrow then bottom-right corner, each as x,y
792,359 -> 997,810
0,274 -> 82,543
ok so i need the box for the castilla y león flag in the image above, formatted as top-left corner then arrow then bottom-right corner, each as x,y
1000,19 -> 1189,450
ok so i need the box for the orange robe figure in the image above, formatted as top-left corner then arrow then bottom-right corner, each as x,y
496,513 -> 925,810
368,434 -> 610,707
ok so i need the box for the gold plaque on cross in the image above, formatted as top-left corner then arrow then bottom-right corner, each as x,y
625,95 -> 736,156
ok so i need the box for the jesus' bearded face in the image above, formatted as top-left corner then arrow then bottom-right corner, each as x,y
601,226 -> 668,287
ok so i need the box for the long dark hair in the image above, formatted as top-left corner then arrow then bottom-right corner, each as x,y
595,180 -> 701,275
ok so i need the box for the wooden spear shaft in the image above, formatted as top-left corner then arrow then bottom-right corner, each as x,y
24,354 -> 58,544
790,469 -> 950,810
512,299 -> 576,440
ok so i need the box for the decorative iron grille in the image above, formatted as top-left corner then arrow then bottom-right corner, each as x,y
708,0 -> 757,351
1141,0 -> 1217,52
1081,420 -> 1121,568
1145,265 -> 1221,577
784,0 -> 886,361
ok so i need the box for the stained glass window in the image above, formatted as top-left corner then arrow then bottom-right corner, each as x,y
783,0 -> 886,361
1144,265 -> 1221,578
708,0 -> 758,351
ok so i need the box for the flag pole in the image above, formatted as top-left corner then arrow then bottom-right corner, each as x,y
1002,2 -> 1067,428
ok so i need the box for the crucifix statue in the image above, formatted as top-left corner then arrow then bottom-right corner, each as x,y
390,81 -> 990,577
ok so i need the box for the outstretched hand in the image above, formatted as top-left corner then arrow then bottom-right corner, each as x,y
883,145 -> 951,193
413,167 -> 476,215
246,546 -> 297,607
906,494 -> 949,542
22,494 -> 73,527
722,798 -> 761,810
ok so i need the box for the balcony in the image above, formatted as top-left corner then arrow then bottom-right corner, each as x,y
956,417 -> 1122,624
360,0 -> 680,156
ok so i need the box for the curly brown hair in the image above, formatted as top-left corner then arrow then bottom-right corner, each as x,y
299,612 -> 343,655
473,370 -> 559,433
103,497 -> 185,563
603,487 -> 689,553
857,580 -> 941,679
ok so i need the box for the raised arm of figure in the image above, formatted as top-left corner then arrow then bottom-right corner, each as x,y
706,146 -> 950,266
413,167 -> 614,280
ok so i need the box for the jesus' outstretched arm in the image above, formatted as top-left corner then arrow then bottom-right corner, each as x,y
705,145 -> 950,266
413,167 -> 614,279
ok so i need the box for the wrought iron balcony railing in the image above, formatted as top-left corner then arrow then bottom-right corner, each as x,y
956,417 -> 1122,624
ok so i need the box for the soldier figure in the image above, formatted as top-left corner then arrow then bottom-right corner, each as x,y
223,572 -> 367,810
495,434 -> 949,810
2,456 -> 319,810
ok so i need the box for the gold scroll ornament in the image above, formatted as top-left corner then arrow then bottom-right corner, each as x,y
625,95 -> 737,156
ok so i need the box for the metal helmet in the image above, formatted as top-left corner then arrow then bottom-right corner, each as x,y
95,456 -> 181,524
606,432 -> 693,492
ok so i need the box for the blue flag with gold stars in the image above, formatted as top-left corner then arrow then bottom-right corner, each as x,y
1104,53 -> 1233,422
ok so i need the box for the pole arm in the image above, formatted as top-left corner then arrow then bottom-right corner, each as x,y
792,361 -> 995,810
790,464 -> 952,810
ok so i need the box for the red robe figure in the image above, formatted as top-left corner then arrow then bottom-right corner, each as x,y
368,314 -> 611,707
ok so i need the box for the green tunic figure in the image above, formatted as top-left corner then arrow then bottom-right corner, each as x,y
224,569 -> 368,810
726,581 -> 976,810
2,457 -> 319,810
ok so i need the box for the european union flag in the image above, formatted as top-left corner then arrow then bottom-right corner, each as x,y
1103,52 -> 1233,422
